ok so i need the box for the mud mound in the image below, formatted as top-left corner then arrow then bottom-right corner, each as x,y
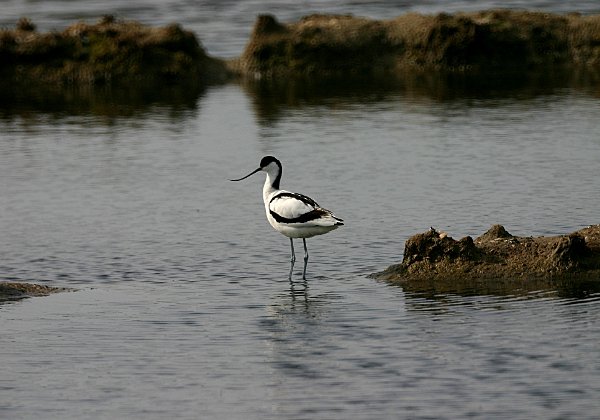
0,16 -> 228,84
235,14 -> 391,77
3,11 -> 600,83
0,282 -> 67,301
236,10 -> 600,78
373,225 -> 600,289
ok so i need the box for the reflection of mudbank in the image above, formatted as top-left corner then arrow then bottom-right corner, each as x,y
0,281 -> 66,302
372,225 -> 600,296
241,68 -> 599,123
0,78 -> 206,120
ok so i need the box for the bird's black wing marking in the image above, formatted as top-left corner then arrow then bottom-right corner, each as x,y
270,192 -> 320,208
269,208 -> 329,224
269,191 -> 327,224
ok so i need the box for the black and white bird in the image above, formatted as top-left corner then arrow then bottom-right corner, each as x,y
230,156 -> 344,279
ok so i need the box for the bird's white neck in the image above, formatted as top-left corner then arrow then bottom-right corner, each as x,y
263,172 -> 279,204
262,162 -> 282,205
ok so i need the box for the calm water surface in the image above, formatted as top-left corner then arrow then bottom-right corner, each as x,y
2,78 -> 600,419
2,1 -> 600,419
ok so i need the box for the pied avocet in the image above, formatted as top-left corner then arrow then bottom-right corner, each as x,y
230,156 -> 343,279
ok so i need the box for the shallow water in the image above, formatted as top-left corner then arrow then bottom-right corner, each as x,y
2,74 -> 600,419
2,1 -> 600,419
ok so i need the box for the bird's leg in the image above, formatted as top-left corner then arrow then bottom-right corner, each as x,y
302,238 -> 309,280
290,238 -> 296,263
289,238 -> 296,281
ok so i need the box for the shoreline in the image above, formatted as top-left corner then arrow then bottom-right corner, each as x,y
2,10 -> 600,84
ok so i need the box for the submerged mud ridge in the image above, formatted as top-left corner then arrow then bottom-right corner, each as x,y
0,282 -> 67,301
3,10 -> 600,83
373,225 -> 600,293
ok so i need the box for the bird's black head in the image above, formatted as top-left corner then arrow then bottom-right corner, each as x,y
259,156 -> 282,189
230,156 -> 282,187
260,156 -> 281,169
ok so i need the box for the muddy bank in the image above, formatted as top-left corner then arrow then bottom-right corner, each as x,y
372,225 -> 600,294
236,10 -> 600,78
3,10 -> 600,84
0,16 -> 228,84
0,281 -> 67,302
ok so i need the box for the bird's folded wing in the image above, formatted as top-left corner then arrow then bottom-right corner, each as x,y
269,192 -> 326,224
270,193 -> 315,218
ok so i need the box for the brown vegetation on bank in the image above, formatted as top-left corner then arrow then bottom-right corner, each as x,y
2,10 -> 600,83
236,10 -> 600,78
372,225 -> 600,293
0,16 -> 228,84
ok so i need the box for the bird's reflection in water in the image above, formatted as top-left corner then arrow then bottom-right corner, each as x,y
265,274 -> 344,326
288,277 -> 309,303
